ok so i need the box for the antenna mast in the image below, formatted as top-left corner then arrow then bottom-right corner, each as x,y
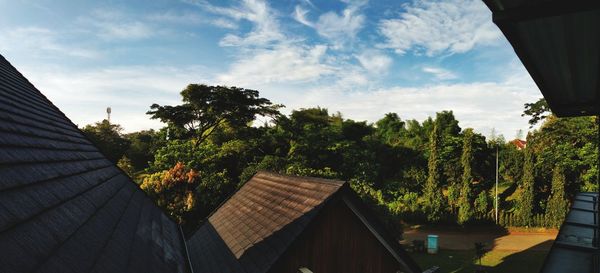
106,107 -> 112,123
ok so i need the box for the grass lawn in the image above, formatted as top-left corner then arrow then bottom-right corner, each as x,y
410,249 -> 548,273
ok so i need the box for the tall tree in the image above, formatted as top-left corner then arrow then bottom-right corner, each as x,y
81,119 -> 130,163
424,122 -> 444,222
522,98 -> 550,127
517,137 -> 535,226
147,84 -> 282,146
458,128 -> 475,224
375,113 -> 405,146
546,166 -> 568,228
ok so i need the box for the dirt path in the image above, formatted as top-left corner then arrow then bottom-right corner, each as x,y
401,228 -> 558,251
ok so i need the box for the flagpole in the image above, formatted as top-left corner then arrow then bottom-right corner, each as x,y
495,145 -> 499,224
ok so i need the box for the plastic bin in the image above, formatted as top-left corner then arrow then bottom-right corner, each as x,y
427,234 -> 439,254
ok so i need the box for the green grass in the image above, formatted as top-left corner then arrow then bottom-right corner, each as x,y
410,249 -> 548,273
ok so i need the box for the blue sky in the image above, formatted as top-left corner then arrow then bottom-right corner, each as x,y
0,0 -> 541,137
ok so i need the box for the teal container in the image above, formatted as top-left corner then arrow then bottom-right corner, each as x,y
427,234 -> 439,254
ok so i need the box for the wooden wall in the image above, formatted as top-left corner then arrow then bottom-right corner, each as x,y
267,197 -> 407,273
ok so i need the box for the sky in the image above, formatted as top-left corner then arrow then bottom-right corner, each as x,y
0,0 -> 542,138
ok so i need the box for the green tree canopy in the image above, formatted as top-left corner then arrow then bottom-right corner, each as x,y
516,138 -> 535,226
81,119 -> 130,163
458,128 -> 475,224
522,98 -> 550,127
147,84 -> 282,146
424,121 -> 445,222
546,166 -> 568,228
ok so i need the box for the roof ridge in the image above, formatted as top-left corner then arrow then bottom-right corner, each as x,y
255,171 -> 347,187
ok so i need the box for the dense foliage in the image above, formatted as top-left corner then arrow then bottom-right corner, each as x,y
82,89 -> 598,232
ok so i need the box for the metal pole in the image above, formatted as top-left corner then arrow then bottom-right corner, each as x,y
495,145 -> 499,224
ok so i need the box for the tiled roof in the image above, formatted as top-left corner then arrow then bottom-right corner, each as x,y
186,171 -> 345,273
0,54 -> 188,273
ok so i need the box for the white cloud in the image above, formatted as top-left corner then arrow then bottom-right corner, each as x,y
356,50 -> 393,74
296,0 -> 366,48
190,0 -> 284,47
422,66 -> 457,80
148,10 -> 238,29
0,27 -> 99,59
293,5 -> 314,27
316,9 -> 364,44
16,64 -> 212,132
273,73 -> 539,138
86,9 -> 154,40
211,18 -> 238,29
217,44 -> 335,86
98,21 -> 154,40
379,0 -> 502,56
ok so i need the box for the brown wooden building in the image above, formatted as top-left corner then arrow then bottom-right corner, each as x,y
186,171 -> 421,273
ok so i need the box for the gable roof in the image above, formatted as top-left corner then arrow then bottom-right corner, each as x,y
0,54 -> 189,273
186,171 -> 421,273
510,139 -> 527,149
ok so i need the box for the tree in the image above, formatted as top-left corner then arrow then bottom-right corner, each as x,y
522,98 -> 550,127
423,122 -> 444,222
124,130 -> 162,171
458,128 -> 475,224
435,111 -> 461,137
375,113 -> 405,146
81,119 -> 130,163
546,166 -> 568,228
475,191 -> 490,216
516,138 -> 535,226
117,156 -> 135,178
500,143 -> 524,185
147,84 -> 282,146
140,162 -> 200,224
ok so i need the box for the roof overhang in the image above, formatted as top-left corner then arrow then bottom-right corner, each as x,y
483,0 -> 600,117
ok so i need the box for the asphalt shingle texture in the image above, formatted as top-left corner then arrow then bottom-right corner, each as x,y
0,54 -> 188,273
186,171 -> 345,273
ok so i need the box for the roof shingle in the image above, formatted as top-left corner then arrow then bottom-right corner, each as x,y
0,54 -> 188,273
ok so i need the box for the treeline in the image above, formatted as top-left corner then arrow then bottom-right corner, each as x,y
80,85 -> 599,233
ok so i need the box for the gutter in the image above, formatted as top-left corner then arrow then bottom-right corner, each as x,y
180,225 -> 195,273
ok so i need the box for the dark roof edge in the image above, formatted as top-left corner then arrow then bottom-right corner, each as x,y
341,188 -> 422,273
179,225 -> 195,273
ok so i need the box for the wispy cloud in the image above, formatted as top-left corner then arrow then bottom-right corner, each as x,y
356,50 -> 393,74
293,5 -> 314,27
294,0 -> 367,48
189,0 -> 284,47
85,9 -> 155,40
0,27 -> 99,59
217,44 -> 335,86
378,0 -> 502,56
422,66 -> 458,80
148,10 -> 238,29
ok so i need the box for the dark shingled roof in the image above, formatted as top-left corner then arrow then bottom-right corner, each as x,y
186,171 -> 421,273
0,54 -> 189,273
